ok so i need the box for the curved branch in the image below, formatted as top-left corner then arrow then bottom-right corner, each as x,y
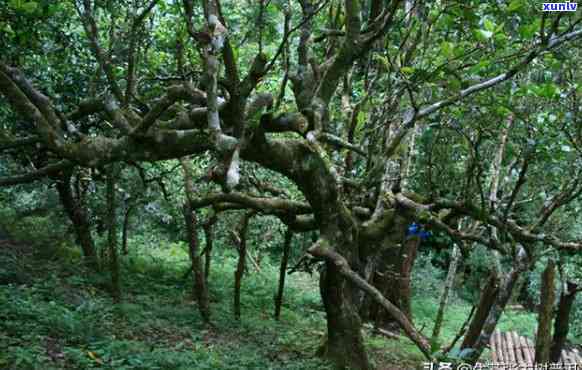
394,193 -> 582,252
0,67 -> 63,150
190,191 -> 312,215
137,84 -> 207,133
384,28 -> 582,159
0,160 -> 73,187
0,136 -> 40,151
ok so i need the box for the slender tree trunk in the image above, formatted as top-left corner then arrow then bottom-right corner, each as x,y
180,159 -> 210,322
183,203 -> 210,321
274,228 -> 292,320
550,281 -> 579,362
432,243 -> 461,345
461,272 -> 500,350
535,260 -> 556,364
234,213 -> 251,320
106,166 -> 121,303
55,172 -> 98,269
399,235 -> 420,320
468,247 -> 529,363
488,114 -> 514,273
203,216 -> 216,284
121,204 -> 134,255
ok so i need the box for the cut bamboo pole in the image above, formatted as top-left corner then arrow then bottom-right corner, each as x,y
520,335 -> 533,364
526,338 -> 536,364
490,330 -> 498,362
496,330 -> 506,363
512,331 -> 524,364
506,331 -> 516,364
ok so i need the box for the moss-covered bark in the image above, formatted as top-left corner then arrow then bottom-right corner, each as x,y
55,171 -> 99,270
550,281 -> 579,362
535,260 -> 556,364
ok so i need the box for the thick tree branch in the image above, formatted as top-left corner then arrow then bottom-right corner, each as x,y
308,238 -> 432,359
0,160 -> 73,187
136,84 -> 206,133
0,66 -> 63,150
189,192 -> 312,215
0,136 -> 40,151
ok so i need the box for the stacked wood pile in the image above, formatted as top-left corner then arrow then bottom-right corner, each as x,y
490,330 -> 582,365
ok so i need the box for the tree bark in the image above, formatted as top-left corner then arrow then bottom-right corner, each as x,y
461,272 -> 500,350
183,203 -> 210,321
399,235 -> 420,320
432,243 -> 461,346
274,228 -> 292,320
467,247 -> 529,362
181,159 -> 211,322
106,165 -> 121,303
550,281 -> 579,362
55,172 -> 98,269
310,241 -> 432,361
488,114 -> 514,273
234,213 -> 251,320
203,216 -> 216,284
121,203 -> 134,255
359,216 -> 412,329
535,259 -> 556,364
361,246 -> 402,328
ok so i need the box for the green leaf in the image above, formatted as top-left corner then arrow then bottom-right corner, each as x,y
538,83 -> 560,99
475,29 -> 493,42
508,0 -> 524,12
8,0 -> 22,9
400,66 -> 415,75
519,23 -> 537,39
440,41 -> 455,58
374,55 -> 390,70
448,78 -> 462,91
484,19 -> 496,32
21,1 -> 38,13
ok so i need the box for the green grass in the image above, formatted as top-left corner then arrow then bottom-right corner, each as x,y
0,238 -> 335,369
0,237 -> 540,370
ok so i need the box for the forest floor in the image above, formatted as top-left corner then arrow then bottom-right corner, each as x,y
0,235 -> 538,370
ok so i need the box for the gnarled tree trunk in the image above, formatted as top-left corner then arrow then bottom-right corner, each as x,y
359,215 -> 415,330
55,171 -> 99,270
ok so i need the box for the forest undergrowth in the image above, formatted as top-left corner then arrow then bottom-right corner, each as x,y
0,232 -> 538,370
